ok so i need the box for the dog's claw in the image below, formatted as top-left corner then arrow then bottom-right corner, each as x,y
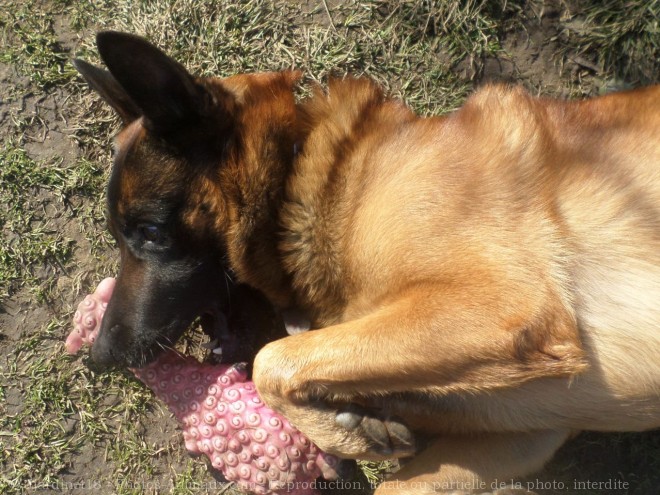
361,415 -> 393,454
226,362 -> 248,382
335,408 -> 363,430
383,416 -> 416,450
335,404 -> 416,457
202,338 -> 219,349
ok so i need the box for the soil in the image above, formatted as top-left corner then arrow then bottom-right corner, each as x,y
1,1 -> 658,494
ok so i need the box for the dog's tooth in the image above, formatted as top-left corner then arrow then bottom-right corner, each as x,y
202,339 -> 219,349
212,347 -> 223,356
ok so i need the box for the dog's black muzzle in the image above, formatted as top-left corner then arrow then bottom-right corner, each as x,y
90,255 -> 227,369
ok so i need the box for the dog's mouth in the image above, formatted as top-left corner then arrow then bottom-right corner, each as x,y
181,284 -> 287,369
199,308 -> 234,361
69,278 -> 288,371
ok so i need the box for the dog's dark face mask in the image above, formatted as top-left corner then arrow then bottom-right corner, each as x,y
73,32 -> 256,368
93,130 -> 233,368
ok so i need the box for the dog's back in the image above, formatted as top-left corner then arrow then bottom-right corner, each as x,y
282,81 -> 660,432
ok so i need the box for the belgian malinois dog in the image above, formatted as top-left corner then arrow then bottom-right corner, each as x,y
74,32 -> 660,494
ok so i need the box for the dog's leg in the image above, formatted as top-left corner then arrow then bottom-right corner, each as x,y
374,429 -> 570,495
253,285 -> 584,458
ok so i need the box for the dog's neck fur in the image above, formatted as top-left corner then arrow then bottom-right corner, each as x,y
220,74 -> 415,325
211,73 -> 302,310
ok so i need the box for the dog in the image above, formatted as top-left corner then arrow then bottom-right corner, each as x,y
74,31 -> 660,494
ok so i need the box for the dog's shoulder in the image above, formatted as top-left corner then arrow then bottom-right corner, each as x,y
452,84 -> 555,163
279,77 -> 418,321
296,76 -> 416,144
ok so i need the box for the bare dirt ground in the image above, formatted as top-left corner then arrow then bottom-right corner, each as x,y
1,1 -> 659,494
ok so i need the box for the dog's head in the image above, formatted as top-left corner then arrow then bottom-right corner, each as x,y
74,32 -> 296,368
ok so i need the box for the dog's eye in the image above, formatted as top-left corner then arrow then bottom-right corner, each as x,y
138,224 -> 162,244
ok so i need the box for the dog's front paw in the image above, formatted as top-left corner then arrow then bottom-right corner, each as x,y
254,341 -> 416,460
335,404 -> 416,458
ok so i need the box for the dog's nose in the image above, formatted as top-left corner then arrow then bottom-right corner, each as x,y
90,324 -> 124,369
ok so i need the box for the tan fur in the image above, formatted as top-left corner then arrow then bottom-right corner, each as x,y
244,82 -> 660,492
101,56 -> 659,492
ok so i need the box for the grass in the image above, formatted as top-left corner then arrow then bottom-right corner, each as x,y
0,139 -> 106,300
0,0 -> 659,494
0,1 -> 78,90
567,0 -> 660,86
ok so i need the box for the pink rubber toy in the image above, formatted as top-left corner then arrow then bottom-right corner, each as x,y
66,277 -> 116,354
67,278 -> 341,495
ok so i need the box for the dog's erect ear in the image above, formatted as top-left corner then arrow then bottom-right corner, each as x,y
73,59 -> 141,124
95,31 -> 218,134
